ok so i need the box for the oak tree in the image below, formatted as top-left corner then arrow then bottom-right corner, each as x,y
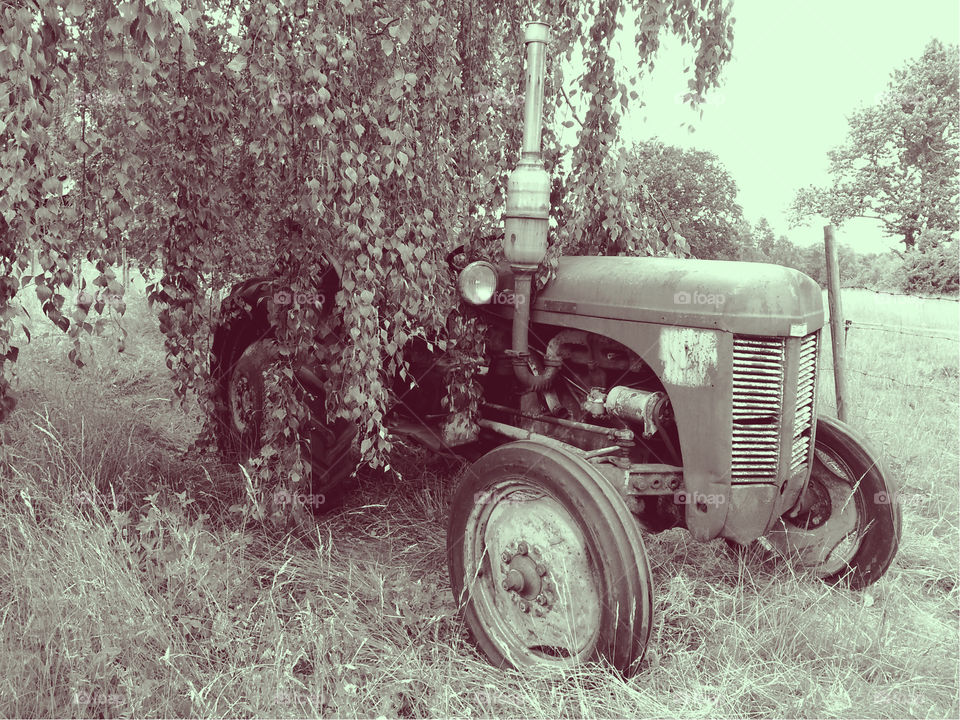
791,39 -> 959,250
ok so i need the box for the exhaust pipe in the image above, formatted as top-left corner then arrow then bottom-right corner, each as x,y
505,21 -> 552,389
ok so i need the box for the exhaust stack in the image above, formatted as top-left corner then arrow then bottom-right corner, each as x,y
503,21 -> 551,270
505,21 -> 554,390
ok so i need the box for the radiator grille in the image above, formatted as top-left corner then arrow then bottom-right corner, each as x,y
731,336 -> 785,481
790,331 -> 819,475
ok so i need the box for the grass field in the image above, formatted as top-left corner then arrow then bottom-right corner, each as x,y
0,279 -> 957,718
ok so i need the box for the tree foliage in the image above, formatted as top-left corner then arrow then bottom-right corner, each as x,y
0,0 -> 735,472
901,229 -> 959,295
625,139 -> 745,259
740,218 -> 957,297
791,39 -> 959,249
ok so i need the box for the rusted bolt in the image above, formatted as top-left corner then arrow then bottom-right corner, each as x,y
533,607 -> 544,617
536,563 -> 547,576
517,541 -> 528,555
536,594 -> 547,605
501,551 -> 512,563
518,600 -> 529,613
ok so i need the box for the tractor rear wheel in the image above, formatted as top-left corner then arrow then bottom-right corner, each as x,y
211,314 -> 357,513
447,441 -> 653,677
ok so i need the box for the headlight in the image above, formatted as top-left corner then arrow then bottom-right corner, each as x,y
458,261 -> 498,305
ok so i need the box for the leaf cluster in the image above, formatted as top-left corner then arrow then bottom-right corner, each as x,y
0,0 -> 735,476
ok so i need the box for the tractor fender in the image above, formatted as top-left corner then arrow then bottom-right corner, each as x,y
211,261 -> 343,379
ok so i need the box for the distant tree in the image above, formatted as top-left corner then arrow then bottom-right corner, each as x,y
742,220 -> 826,285
797,244 -> 826,286
752,217 -> 776,259
901,229 -> 960,295
791,39 -> 959,249
626,140 -> 746,259
769,233 -> 803,271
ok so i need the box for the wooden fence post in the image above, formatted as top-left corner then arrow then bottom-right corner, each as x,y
824,225 -> 849,422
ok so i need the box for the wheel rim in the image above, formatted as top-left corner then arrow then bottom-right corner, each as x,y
463,477 -> 603,668
764,445 -> 866,577
227,339 -> 277,438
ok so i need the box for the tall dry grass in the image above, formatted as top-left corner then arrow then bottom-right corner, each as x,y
0,283 -> 956,718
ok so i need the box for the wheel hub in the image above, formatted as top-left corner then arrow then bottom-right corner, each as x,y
229,372 -> 258,433
498,541 -> 554,615
228,340 -> 279,436
786,474 -> 832,530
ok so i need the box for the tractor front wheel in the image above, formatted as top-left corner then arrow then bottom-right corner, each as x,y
447,441 -> 653,677
759,416 -> 902,590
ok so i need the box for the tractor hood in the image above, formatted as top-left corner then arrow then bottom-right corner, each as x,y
532,256 -> 824,337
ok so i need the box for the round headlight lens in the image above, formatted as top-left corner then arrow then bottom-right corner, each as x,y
458,261 -> 498,305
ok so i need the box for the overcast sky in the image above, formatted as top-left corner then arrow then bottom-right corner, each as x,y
611,0 -> 959,254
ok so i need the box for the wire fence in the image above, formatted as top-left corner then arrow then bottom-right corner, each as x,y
844,319 -> 959,342
841,286 -> 960,303
823,287 -> 959,396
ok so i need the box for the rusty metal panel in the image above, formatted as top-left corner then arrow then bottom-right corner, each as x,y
528,309 -> 732,541
723,484 -> 781,545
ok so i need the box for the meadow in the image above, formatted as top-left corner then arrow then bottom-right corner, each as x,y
0,277 -> 957,718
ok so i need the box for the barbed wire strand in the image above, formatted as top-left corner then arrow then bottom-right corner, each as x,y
823,364 -> 956,393
845,320 -> 959,342
840,286 -> 960,303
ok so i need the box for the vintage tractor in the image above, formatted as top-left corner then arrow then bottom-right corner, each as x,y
210,22 -> 901,676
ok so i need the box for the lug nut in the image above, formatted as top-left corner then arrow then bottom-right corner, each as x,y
536,594 -> 547,605
501,551 -> 512,563
533,607 -> 544,617
536,563 -> 547,576
517,541 -> 528,555
518,600 -> 529,613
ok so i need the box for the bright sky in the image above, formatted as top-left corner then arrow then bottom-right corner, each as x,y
610,0 -> 959,254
